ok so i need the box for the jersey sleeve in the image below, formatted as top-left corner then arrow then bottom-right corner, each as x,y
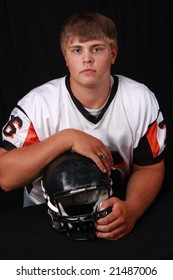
133,103 -> 167,166
2,106 -> 39,150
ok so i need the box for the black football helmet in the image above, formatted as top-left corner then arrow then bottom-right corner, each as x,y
42,151 -> 113,240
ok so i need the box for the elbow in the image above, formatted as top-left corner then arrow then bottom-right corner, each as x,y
0,178 -> 17,192
0,174 -> 26,192
0,183 -> 14,192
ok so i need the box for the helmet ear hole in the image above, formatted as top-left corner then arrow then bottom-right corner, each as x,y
42,151 -> 113,240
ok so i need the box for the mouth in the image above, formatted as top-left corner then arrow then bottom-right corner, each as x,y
80,69 -> 96,75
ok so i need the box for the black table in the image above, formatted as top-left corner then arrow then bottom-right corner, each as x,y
0,184 -> 173,260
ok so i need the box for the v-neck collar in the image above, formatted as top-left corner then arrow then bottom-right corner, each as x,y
65,75 -> 118,124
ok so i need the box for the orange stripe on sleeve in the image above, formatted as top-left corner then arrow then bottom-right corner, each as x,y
22,123 -> 39,147
146,121 -> 160,158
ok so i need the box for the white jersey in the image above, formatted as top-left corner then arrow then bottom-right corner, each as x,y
2,75 -> 167,204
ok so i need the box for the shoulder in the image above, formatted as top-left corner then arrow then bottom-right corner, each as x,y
117,75 -> 151,94
115,74 -> 159,107
15,76 -> 69,129
114,75 -> 161,130
19,76 -> 67,104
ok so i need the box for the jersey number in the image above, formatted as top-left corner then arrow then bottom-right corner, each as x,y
3,116 -> 23,138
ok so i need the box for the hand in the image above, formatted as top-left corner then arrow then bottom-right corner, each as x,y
95,197 -> 137,240
69,129 -> 113,175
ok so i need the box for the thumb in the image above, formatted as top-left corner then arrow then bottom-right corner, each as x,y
99,197 -> 119,210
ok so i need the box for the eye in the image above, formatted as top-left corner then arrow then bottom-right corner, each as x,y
92,47 -> 103,53
72,48 -> 82,54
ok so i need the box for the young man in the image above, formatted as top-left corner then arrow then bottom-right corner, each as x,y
0,12 -> 166,240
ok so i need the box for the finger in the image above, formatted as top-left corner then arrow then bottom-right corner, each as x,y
96,226 -> 125,240
96,212 -> 122,231
90,153 -> 108,174
99,148 -> 113,167
97,153 -> 113,176
98,152 -> 106,160
90,153 -> 112,175
98,155 -> 112,176
99,197 -> 121,211
96,212 -> 118,226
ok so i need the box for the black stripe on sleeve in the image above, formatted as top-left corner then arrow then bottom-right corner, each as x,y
1,140 -> 17,151
16,105 -> 30,119
133,133 -> 165,166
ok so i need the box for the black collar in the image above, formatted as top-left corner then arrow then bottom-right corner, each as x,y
65,75 -> 118,124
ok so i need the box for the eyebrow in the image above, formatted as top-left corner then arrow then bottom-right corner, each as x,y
68,43 -> 106,49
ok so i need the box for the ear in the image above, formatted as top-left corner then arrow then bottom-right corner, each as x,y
111,47 -> 118,64
64,53 -> 69,67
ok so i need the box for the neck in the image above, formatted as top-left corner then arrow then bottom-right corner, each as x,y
69,76 -> 111,109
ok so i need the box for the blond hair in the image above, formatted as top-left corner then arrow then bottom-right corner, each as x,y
60,11 -> 118,55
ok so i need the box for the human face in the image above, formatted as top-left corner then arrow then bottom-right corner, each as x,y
64,37 -> 117,88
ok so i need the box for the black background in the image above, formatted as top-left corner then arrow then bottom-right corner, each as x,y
0,0 -> 172,209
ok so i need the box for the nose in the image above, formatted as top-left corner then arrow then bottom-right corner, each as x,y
83,51 -> 94,65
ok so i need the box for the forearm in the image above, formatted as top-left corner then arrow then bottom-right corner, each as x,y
125,160 -> 165,221
0,129 -> 72,190
0,128 -> 113,191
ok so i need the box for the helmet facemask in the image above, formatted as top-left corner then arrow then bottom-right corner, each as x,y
42,152 -> 113,240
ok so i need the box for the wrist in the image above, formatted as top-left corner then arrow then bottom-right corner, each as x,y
60,128 -> 77,151
125,199 -> 144,222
